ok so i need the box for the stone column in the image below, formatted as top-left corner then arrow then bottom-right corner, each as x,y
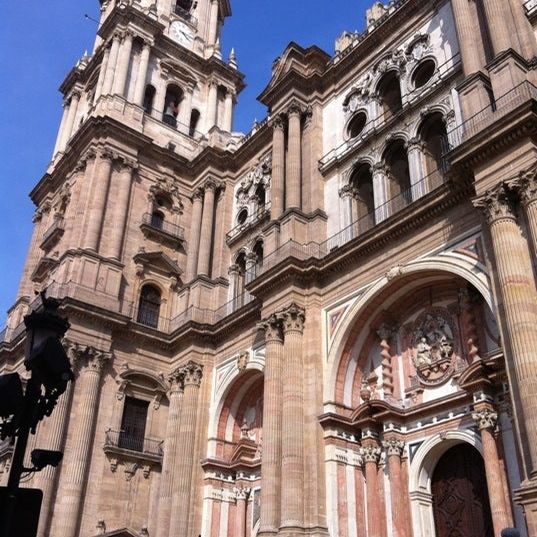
102,33 -> 121,96
61,90 -> 81,150
197,181 -> 217,277
339,185 -> 356,241
223,89 -> 234,132
34,344 -> 77,537
208,0 -> 219,45
168,361 -> 203,537
513,171 -> 537,260
451,0 -> 486,75
407,138 -> 426,199
473,185 -> 537,472
235,487 -> 251,537
286,105 -> 302,210
258,315 -> 284,537
134,40 -> 152,106
481,0 -> 513,56
228,264 -> 241,309
372,163 -> 390,223
82,150 -> 114,252
185,189 -> 204,282
113,31 -> 134,96
107,158 -> 136,260
360,441 -> 383,537
206,81 -> 218,131
271,115 -> 286,218
178,86 -> 194,135
155,370 -> 184,537
94,45 -> 110,103
53,99 -> 70,155
279,304 -> 306,534
383,439 -> 408,537
50,345 -> 111,537
472,406 -> 513,534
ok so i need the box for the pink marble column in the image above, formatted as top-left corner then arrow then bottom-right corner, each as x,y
279,304 -> 306,534
235,487 -> 251,537
168,361 -> 203,537
382,439 -> 407,537
360,441 -> 383,537
258,315 -> 284,537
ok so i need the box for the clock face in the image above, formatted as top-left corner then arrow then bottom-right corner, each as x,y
170,21 -> 194,48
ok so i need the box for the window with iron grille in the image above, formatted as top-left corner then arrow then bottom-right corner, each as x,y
118,397 -> 149,453
137,285 -> 161,328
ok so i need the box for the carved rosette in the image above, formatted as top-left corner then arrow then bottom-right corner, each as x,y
472,408 -> 498,431
472,184 -> 516,225
179,361 -> 203,388
382,439 -> 405,458
359,445 -> 382,465
258,314 -> 283,344
279,303 -> 306,335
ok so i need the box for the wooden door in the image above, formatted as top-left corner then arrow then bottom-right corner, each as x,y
432,443 -> 494,537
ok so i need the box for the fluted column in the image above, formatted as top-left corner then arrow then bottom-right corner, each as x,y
60,90 -> 81,150
178,86 -> 194,135
197,181 -> 217,276
451,0 -> 486,75
258,315 -> 284,537
361,440 -> 384,537
50,345 -> 111,537
134,40 -> 152,106
208,0 -> 219,45
82,150 -> 114,252
235,487 -> 251,537
102,33 -> 121,96
186,189 -> 204,282
372,163 -> 390,223
155,370 -> 184,537
223,89 -> 234,132
383,439 -> 408,537
473,184 -> 537,478
472,406 -> 512,534
53,100 -> 70,155
113,31 -> 134,96
168,361 -> 203,537
94,45 -> 110,103
286,105 -> 302,210
280,304 -> 306,533
406,138 -> 426,199
513,170 -> 537,260
107,158 -> 136,260
271,115 -> 285,218
207,81 -> 218,131
481,0 -> 513,56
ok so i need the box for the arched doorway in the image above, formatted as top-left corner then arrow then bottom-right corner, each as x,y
432,444 -> 494,537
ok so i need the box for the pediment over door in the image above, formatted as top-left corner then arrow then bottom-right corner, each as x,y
134,251 -> 182,279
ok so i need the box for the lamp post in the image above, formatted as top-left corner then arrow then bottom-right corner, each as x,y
0,293 -> 72,537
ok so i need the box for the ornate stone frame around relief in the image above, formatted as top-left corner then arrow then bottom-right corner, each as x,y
410,307 -> 457,387
235,155 -> 272,210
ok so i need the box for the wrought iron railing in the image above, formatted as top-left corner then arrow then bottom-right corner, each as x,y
226,204 -> 271,242
104,429 -> 163,458
141,213 -> 185,241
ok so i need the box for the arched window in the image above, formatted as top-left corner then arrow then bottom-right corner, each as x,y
235,252 -> 247,307
151,210 -> 164,229
189,109 -> 201,137
347,111 -> 368,139
255,183 -> 266,208
175,0 -> 193,14
419,112 -> 449,176
383,139 -> 412,209
163,85 -> 184,128
143,85 -> 156,115
377,71 -> 403,119
253,240 -> 264,273
350,163 -> 375,230
137,285 -> 161,328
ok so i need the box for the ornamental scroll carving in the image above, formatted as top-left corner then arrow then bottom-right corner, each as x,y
236,156 -> 272,207
411,309 -> 456,387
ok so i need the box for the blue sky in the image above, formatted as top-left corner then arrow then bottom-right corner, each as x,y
0,0 -> 368,324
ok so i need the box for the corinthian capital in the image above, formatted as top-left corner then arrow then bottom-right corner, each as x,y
271,114 -> 286,131
258,314 -> 283,344
179,361 -> 203,387
234,487 -> 251,501
359,445 -> 382,465
472,407 -> 498,431
65,340 -> 112,374
512,168 -> 537,207
279,303 -> 306,334
472,184 -> 516,225
168,368 -> 185,393
382,438 -> 405,458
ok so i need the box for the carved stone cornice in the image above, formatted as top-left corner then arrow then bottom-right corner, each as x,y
179,361 -> 203,388
472,184 -> 516,225
279,303 -> 306,335
472,407 -> 498,431
65,340 -> 112,375
382,438 -> 405,458
258,314 -> 283,344
359,445 -> 382,465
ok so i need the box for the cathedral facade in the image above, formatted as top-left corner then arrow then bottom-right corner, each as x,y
2,0 -> 537,536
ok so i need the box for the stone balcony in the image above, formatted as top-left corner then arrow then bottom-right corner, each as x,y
140,212 -> 186,248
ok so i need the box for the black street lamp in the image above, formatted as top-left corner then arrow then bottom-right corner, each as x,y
0,292 -> 72,537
